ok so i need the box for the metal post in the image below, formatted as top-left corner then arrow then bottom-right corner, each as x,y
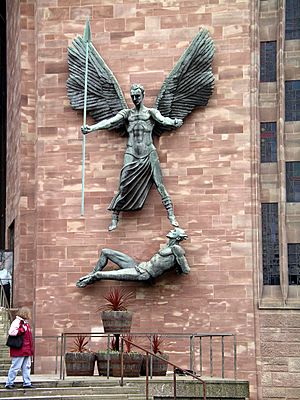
120,337 -> 124,386
203,381 -> 207,400
61,333 -> 66,380
221,336 -> 225,378
173,366 -> 177,399
59,334 -> 64,379
150,334 -> 153,378
55,336 -> 59,375
106,334 -> 110,379
209,336 -> 213,377
189,335 -> 195,372
145,352 -> 149,400
199,336 -> 203,376
234,335 -> 237,380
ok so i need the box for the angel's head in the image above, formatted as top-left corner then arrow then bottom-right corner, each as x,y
130,84 -> 145,107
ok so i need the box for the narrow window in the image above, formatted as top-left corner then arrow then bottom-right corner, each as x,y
260,41 -> 276,82
285,81 -> 300,122
285,0 -> 300,40
260,122 -> 277,163
288,244 -> 300,285
286,162 -> 300,202
261,203 -> 280,285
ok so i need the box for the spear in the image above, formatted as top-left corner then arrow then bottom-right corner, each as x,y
81,17 -> 91,216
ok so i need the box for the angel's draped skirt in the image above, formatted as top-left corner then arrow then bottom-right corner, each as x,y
108,153 -> 153,212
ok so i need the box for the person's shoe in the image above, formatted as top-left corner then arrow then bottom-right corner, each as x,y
5,385 -> 14,389
23,385 -> 35,389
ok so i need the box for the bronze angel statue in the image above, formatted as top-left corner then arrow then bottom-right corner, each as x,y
67,22 -> 215,231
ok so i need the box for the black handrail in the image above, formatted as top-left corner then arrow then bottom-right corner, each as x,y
120,337 -> 206,400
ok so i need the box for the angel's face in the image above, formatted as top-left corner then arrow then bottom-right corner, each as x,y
131,89 -> 144,107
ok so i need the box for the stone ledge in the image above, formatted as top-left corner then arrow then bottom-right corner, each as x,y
128,377 -> 249,399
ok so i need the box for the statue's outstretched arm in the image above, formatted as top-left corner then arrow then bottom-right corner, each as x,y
82,109 -> 129,134
172,245 -> 190,275
150,108 -> 183,128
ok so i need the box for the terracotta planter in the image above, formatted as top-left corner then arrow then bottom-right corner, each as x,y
141,353 -> 169,376
65,352 -> 96,376
101,310 -> 133,333
110,352 -> 143,377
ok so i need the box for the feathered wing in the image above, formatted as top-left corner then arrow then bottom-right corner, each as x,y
153,29 -> 215,136
67,36 -> 128,132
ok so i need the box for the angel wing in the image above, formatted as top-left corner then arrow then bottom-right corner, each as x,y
153,29 -> 215,136
67,36 -> 128,133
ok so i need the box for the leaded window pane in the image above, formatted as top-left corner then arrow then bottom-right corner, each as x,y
285,81 -> 300,122
288,244 -> 300,285
286,162 -> 300,202
260,42 -> 277,82
260,122 -> 277,162
286,0 -> 300,40
262,203 -> 280,285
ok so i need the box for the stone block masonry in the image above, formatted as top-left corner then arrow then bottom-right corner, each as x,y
6,0 -> 259,398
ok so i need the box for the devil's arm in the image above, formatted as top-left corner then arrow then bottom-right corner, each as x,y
171,245 -> 190,274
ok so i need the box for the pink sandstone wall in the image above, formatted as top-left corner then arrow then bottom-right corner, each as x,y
7,0 -> 38,309
6,1 -> 23,302
8,0 -> 260,397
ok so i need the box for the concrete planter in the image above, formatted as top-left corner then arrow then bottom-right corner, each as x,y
141,353 -> 169,376
96,352 -> 143,377
95,352 -> 113,376
110,352 -> 143,377
65,352 -> 96,376
101,310 -> 133,333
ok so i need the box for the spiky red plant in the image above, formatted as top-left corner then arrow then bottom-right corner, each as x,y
70,335 -> 89,353
100,288 -> 134,311
149,334 -> 164,355
124,334 -> 134,353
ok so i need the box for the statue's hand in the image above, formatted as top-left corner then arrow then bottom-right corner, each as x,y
81,125 -> 92,135
174,118 -> 183,128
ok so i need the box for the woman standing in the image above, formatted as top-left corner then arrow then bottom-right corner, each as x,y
5,307 -> 34,389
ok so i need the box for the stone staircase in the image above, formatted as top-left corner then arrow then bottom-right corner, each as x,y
0,378 -> 149,400
0,308 -> 12,376
0,375 -> 250,400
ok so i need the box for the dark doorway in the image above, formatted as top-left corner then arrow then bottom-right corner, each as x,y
0,1 -> 6,249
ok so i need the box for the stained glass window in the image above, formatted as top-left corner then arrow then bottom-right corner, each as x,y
286,162 -> 300,202
261,203 -> 280,285
285,0 -> 300,40
288,244 -> 300,285
260,122 -> 277,162
260,41 -> 276,82
285,81 -> 300,122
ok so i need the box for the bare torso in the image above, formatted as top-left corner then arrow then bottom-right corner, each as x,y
137,246 -> 177,278
125,108 -> 155,158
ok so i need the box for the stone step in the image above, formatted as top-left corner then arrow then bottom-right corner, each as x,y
0,395 -> 140,400
0,389 -> 151,400
0,362 -> 11,369
0,385 -> 141,397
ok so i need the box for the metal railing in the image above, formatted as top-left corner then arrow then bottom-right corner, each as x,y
0,281 -> 13,332
190,333 -> 237,379
56,331 -> 237,381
